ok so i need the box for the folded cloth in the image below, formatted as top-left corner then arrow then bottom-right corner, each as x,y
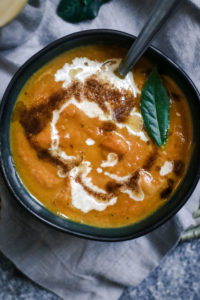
0,0 -> 200,299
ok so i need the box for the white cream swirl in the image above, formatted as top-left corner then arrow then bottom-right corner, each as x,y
51,58 -> 149,212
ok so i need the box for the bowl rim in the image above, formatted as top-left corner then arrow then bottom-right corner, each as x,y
1,29 -> 200,242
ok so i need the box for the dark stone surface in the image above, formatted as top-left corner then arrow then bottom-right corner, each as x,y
120,239 -> 200,300
0,239 -> 200,300
0,250 -> 58,300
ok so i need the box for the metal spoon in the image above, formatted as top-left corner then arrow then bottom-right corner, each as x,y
116,0 -> 182,78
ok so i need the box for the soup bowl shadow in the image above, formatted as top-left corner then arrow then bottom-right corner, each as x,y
0,29 -> 200,241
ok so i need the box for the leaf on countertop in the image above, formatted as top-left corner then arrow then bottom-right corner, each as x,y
140,68 -> 170,147
57,0 -> 110,23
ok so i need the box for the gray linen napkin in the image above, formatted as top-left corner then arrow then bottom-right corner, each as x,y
0,1 -> 200,299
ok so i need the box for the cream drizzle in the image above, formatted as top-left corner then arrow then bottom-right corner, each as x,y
69,161 -> 117,213
55,57 -> 140,97
160,161 -> 173,176
85,138 -> 95,146
51,58 -> 152,212
101,153 -> 118,168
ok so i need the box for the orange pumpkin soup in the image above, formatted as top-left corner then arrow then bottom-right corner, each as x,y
10,45 -> 192,227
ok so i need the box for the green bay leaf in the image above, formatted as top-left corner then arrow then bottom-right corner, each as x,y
57,0 -> 109,23
140,69 -> 170,147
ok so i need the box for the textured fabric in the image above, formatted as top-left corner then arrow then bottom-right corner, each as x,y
0,1 -> 199,300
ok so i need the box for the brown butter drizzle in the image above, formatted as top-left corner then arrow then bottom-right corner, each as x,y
173,160 -> 184,176
36,147 -> 83,173
76,175 -> 114,202
19,82 -> 82,138
142,147 -> 158,171
17,77 -> 146,201
101,121 -> 116,132
106,181 -> 122,194
106,170 -> 140,196
84,77 -> 135,122
127,171 -> 140,193
160,178 -> 174,199
168,91 -> 181,102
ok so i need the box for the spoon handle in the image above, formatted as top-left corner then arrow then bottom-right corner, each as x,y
117,0 -> 182,77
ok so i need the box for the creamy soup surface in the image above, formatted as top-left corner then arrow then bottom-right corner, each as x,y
11,45 -> 192,227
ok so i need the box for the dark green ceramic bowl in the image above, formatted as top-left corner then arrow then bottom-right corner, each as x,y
1,30 -> 200,241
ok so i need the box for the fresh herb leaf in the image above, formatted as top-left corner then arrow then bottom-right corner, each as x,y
140,68 -> 170,147
57,0 -> 109,23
